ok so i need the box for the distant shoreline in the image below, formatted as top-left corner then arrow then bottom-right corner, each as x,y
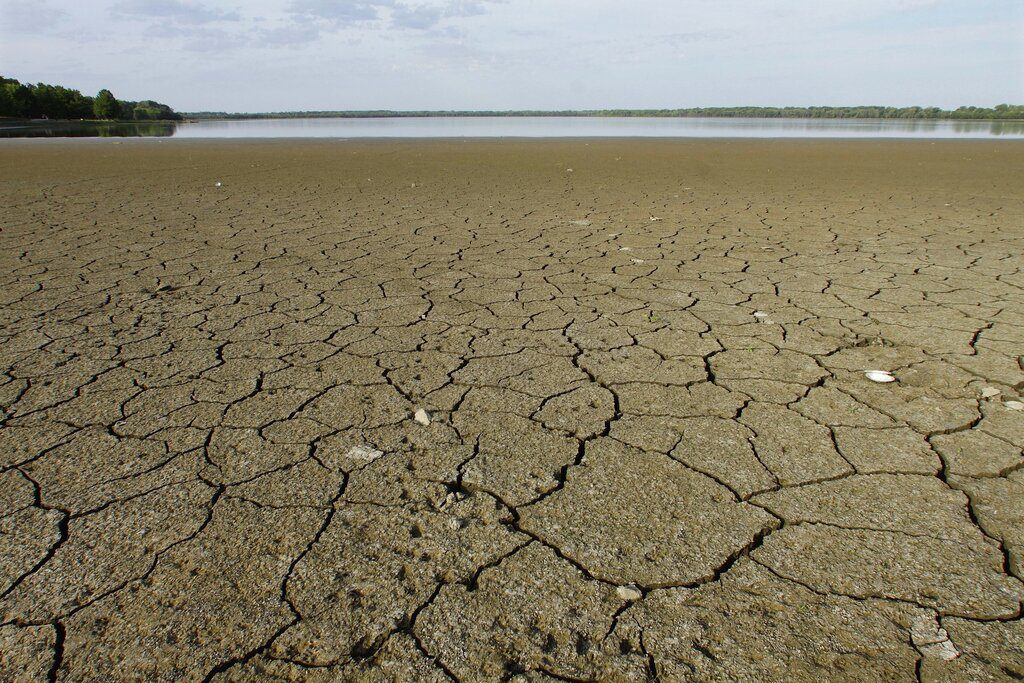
179,106 -> 1023,121
4,113 -> 1024,126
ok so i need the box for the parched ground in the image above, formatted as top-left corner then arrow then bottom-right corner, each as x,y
1,138 -> 1023,682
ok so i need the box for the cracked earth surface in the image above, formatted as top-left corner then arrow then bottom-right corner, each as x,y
1,139 -> 1022,682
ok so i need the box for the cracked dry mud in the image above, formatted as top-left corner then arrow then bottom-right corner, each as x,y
1,139 -> 1023,682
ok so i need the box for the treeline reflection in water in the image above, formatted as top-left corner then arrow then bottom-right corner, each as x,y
0,121 -> 175,138
2,117 -> 1023,139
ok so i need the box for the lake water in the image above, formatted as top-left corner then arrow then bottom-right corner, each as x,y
3,116 -> 1023,139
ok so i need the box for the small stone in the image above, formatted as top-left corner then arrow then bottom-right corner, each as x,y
980,387 -> 1001,398
911,615 -> 960,661
571,219 -> 591,226
631,258 -> 645,264
649,216 -> 662,222
345,445 -> 384,463
752,311 -> 769,318
414,408 -> 432,426
616,585 -> 642,601
1004,400 -> 1024,411
865,370 -> 896,383
921,639 -> 960,660
437,491 -> 465,510
566,168 -> 573,172
619,246 -> 632,252
214,182 -> 222,187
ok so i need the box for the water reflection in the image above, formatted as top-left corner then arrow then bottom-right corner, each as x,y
0,121 -> 175,138
1,117 -> 1023,139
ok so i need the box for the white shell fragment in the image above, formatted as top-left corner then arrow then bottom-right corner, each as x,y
631,258 -> 645,264
752,311 -> 769,319
345,445 -> 384,463
980,387 -> 1001,398
911,615 -> 960,661
414,408 -> 432,425
619,246 -> 632,252
649,216 -> 663,222
571,219 -> 591,226
1004,400 -> 1024,411
616,585 -> 642,601
865,370 -> 896,383
214,181 -> 222,187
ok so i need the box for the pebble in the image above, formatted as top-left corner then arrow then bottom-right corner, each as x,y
414,408 -> 432,425
910,615 -> 960,661
616,585 -> 642,601
214,182 -> 222,187
980,387 -> 1001,398
571,219 -> 591,226
649,216 -> 663,222
631,258 -> 645,264
1004,400 -> 1024,411
437,491 -> 465,510
752,311 -> 769,318
346,445 -> 384,463
865,370 -> 896,383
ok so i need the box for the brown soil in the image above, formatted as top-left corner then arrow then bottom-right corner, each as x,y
1,139 -> 1022,681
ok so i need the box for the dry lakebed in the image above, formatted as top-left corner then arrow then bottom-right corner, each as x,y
1,139 -> 1022,681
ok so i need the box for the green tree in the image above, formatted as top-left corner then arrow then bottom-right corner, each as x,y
93,89 -> 120,119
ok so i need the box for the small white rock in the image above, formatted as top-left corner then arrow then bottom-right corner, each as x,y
865,370 -> 896,383
631,258 -> 645,264
911,615 -> 960,661
346,445 -> 384,463
619,246 -> 632,252
649,216 -> 663,222
921,639 -> 960,661
980,387 -> 1001,398
414,408 -> 432,426
752,311 -> 769,318
1004,400 -> 1024,411
214,181 -> 222,187
437,491 -> 465,510
616,585 -> 642,601
571,219 -> 591,226
566,168 -> 574,172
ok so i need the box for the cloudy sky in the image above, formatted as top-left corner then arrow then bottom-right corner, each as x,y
2,0 -> 1022,112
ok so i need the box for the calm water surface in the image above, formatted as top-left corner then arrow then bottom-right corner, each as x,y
3,117 -> 1024,139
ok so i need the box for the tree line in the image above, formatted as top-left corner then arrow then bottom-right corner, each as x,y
0,76 -> 182,121
187,104 -> 1024,120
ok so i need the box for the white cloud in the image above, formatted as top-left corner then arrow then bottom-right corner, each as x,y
0,0 -> 1020,110
111,0 -> 241,24
0,0 -> 67,33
